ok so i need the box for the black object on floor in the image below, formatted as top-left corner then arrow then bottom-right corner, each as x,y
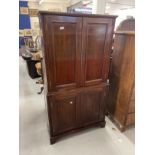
26,60 -> 41,79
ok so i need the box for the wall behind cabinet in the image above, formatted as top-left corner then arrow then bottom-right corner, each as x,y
19,0 -> 31,48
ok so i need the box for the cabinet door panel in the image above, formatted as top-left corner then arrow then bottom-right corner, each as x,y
86,24 -> 107,81
43,15 -> 82,91
77,88 -> 105,126
82,17 -> 114,86
49,94 -> 79,135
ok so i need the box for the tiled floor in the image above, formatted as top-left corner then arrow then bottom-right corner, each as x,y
19,57 -> 135,155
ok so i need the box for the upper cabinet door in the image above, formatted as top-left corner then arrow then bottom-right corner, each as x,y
42,15 -> 82,92
81,17 -> 115,86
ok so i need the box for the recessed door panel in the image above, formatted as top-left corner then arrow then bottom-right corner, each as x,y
53,23 -> 76,85
49,94 -> 78,135
86,24 -> 107,81
77,88 -> 106,126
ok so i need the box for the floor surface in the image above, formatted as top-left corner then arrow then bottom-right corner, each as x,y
19,57 -> 135,155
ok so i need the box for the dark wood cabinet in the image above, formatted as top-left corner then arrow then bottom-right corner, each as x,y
39,12 -> 117,144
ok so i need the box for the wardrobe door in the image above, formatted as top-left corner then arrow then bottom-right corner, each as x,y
48,93 -> 80,135
42,15 -> 82,92
81,17 -> 115,86
77,87 -> 106,126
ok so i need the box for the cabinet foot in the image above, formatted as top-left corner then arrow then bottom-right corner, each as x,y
119,126 -> 126,132
105,111 -> 109,116
100,121 -> 106,128
50,137 -> 56,144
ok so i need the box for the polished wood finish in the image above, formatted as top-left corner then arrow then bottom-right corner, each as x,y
108,31 -> 135,131
78,88 -> 105,126
41,15 -> 82,92
82,17 -> 114,86
39,12 -> 117,143
49,94 -> 78,135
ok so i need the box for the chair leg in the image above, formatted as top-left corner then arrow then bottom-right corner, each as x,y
37,87 -> 44,94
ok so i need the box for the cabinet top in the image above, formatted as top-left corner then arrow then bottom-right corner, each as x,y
39,11 -> 117,19
115,31 -> 135,35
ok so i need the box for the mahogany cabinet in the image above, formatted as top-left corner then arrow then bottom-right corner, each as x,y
107,31 -> 135,131
39,12 -> 117,144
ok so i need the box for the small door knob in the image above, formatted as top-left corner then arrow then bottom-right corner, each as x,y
70,101 -> 73,104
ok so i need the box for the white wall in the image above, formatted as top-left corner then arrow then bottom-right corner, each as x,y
93,0 -> 106,14
70,0 -> 81,5
114,8 -> 135,28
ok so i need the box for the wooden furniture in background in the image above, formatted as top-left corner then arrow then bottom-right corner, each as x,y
107,31 -> 135,131
39,12 -> 117,144
109,18 -> 135,88
116,18 -> 135,31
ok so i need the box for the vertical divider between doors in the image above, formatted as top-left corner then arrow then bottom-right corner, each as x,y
81,17 -> 86,87
81,17 -> 83,87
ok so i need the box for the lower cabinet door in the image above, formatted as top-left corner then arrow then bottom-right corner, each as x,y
49,94 -> 79,135
48,87 -> 106,135
77,88 -> 105,126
